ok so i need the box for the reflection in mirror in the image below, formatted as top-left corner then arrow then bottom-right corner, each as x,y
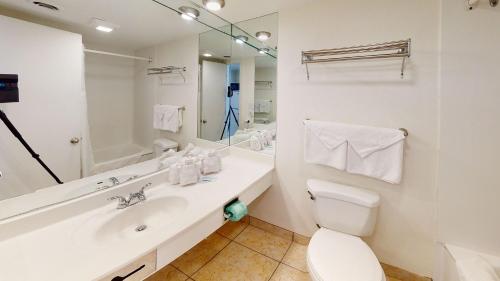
0,0 -> 244,220
198,13 -> 278,153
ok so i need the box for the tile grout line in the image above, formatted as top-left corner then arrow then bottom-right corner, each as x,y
188,234 -> 234,280
267,237 -> 294,281
188,224 -> 250,280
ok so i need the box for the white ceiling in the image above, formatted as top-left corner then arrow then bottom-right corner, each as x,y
0,0 -> 311,51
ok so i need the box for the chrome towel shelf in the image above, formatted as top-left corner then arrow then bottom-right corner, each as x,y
301,39 -> 411,80
148,66 -> 187,82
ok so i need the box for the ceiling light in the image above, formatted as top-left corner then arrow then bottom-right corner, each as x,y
203,53 -> 213,57
96,25 -> 113,32
90,18 -> 119,33
259,48 -> 270,55
235,35 -> 248,44
179,6 -> 200,21
202,0 -> 225,11
256,31 -> 271,41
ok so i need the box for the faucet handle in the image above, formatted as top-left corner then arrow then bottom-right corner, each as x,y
139,182 -> 153,194
108,195 -> 129,209
108,195 -> 127,202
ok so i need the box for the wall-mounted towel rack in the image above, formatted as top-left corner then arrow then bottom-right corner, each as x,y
301,39 -> 411,80
148,66 -> 187,82
302,119 -> 409,137
255,80 -> 273,87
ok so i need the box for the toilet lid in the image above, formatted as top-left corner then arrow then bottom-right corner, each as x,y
307,228 -> 385,281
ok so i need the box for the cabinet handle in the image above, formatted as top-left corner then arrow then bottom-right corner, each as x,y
111,264 -> 145,281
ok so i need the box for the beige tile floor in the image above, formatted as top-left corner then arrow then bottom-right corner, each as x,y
146,218 -> 404,281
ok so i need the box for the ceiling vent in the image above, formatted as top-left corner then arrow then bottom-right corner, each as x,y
31,1 -> 60,11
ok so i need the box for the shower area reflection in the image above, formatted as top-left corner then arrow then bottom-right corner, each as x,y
84,48 -> 153,176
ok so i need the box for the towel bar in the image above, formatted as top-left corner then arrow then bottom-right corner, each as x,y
302,119 -> 409,137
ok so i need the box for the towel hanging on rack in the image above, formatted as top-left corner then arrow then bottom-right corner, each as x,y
303,119 -> 407,184
153,105 -> 184,133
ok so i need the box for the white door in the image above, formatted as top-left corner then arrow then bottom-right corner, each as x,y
200,61 -> 227,141
0,16 -> 83,199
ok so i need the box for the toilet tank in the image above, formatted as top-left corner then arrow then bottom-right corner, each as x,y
154,138 -> 178,157
307,179 -> 380,237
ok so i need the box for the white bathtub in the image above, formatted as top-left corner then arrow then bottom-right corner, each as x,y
440,244 -> 500,281
90,143 -> 153,175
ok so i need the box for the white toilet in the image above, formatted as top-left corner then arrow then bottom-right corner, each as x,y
306,179 -> 385,281
153,138 -> 178,157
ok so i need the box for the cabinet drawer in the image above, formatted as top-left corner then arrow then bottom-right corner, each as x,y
98,251 -> 156,281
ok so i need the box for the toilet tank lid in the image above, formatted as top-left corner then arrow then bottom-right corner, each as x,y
154,138 -> 178,148
307,179 -> 380,208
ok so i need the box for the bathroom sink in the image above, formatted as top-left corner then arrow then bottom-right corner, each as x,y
73,196 -> 188,246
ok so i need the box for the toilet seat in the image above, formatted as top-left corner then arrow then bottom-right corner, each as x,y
307,228 -> 386,281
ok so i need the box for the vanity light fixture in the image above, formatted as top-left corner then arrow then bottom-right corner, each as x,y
90,18 -> 118,33
203,52 -> 213,57
235,35 -> 248,44
96,26 -> 113,33
256,31 -> 271,41
202,0 -> 225,11
179,6 -> 200,21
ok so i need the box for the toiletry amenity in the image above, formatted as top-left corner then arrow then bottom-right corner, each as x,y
161,144 -> 223,185
250,135 -> 263,151
224,200 -> 248,221
159,155 -> 181,170
179,158 -> 201,186
153,105 -> 183,133
168,163 -> 181,184
201,150 -> 221,175
304,120 -> 348,170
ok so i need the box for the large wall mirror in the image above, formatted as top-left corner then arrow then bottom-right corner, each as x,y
198,13 -> 278,153
0,0 -> 277,220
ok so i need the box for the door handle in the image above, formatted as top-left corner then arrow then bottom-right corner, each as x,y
70,137 -> 80,144
201,120 -> 207,124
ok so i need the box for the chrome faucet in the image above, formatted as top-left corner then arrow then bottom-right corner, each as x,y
107,183 -> 152,209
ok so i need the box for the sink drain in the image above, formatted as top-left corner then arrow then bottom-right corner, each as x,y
135,225 -> 147,232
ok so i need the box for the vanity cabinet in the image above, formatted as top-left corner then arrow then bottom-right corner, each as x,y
97,251 -> 156,281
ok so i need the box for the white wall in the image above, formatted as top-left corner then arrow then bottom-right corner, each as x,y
249,0 -> 440,276
437,0 -> 500,263
134,36 -> 199,149
0,15 -> 83,199
85,47 -> 135,150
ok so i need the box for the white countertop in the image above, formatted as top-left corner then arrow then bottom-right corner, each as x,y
0,148 -> 274,281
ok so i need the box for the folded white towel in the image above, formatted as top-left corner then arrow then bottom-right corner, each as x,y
153,105 -> 183,133
256,100 -> 272,113
343,125 -> 405,184
304,120 -> 348,171
457,257 -> 500,281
